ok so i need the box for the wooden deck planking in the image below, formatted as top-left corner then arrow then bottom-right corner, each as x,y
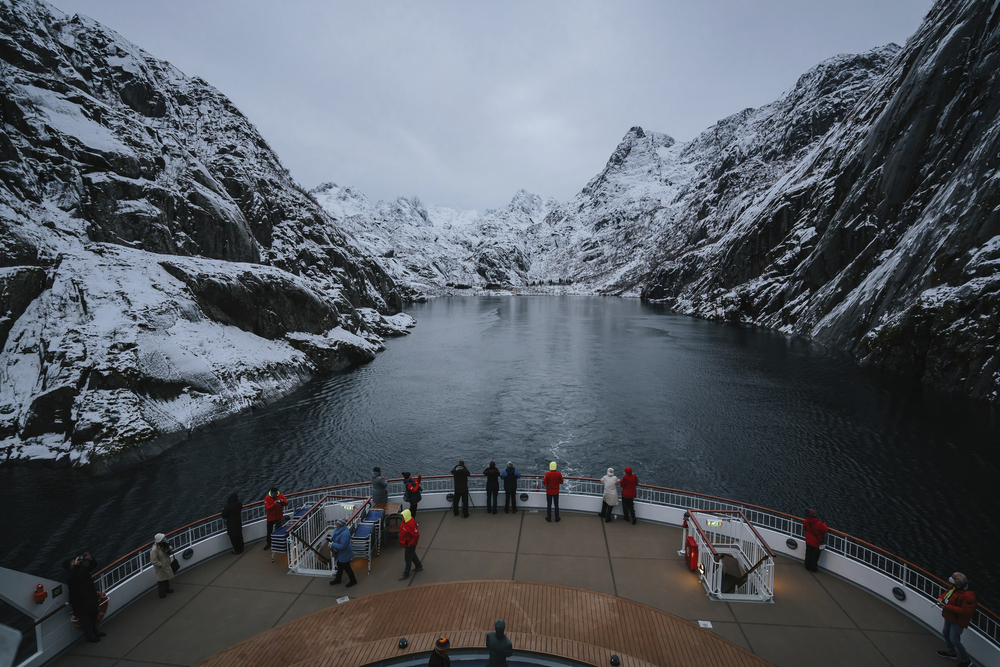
196,581 -> 773,667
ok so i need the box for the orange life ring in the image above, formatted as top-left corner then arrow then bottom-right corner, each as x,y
71,591 -> 109,629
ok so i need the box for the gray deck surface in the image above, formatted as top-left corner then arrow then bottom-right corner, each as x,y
52,509 -> 946,667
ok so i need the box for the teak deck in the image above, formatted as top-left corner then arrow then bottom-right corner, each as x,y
195,581 -> 770,667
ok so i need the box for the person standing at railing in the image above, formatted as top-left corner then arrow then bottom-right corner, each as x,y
398,509 -> 423,580
371,467 -> 389,504
221,493 -> 244,554
451,460 -> 471,518
328,518 -> 358,588
543,462 -> 563,522
263,488 -> 288,550
802,509 -> 828,572
935,572 -> 977,666
501,462 -> 521,514
599,468 -> 620,523
402,472 -> 422,516
483,461 -> 501,515
150,534 -> 175,599
620,466 -> 638,524
63,552 -> 104,643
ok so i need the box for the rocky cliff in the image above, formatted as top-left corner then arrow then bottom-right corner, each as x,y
641,0 -> 1000,403
0,0 -> 410,466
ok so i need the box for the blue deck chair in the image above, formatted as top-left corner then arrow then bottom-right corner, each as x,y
350,523 -> 376,575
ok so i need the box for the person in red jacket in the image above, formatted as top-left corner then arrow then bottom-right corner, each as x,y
936,572 -> 977,665
802,509 -> 828,572
542,462 -> 563,523
398,509 -> 423,580
620,466 -> 639,525
263,487 -> 287,550
402,472 -> 422,517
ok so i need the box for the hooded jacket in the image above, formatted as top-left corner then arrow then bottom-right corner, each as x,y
600,470 -> 620,506
371,472 -> 389,503
803,516 -> 828,548
329,524 -> 354,563
63,556 -> 99,614
150,541 -> 174,582
939,585 -> 977,628
620,468 -> 638,499
404,475 -> 422,503
399,512 -> 420,548
542,463 -> 563,496
486,618 -> 514,666
264,491 -> 287,522
221,494 -> 242,531
483,463 -> 501,491
501,465 -> 521,492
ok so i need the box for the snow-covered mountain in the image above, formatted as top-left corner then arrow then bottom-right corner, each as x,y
0,0 -> 411,467
313,183 -> 557,291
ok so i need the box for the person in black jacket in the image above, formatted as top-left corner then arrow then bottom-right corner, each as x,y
451,460 -> 471,518
501,462 -> 521,514
221,493 -> 244,554
483,461 -> 501,515
63,553 -> 104,643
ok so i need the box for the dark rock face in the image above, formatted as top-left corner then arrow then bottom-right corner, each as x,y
642,0 -> 1000,403
0,1 -> 408,466
160,262 -> 339,340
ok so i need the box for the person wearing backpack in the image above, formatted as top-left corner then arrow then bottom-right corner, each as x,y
402,472 -> 422,516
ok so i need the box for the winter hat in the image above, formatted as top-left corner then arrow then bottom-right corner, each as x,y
154,533 -> 165,543
401,509 -> 412,522
625,466 -> 632,474
607,467 -> 614,475
373,466 -> 381,473
334,518 -> 346,528
507,461 -> 513,468
489,460 -> 495,467
805,509 -> 817,518
435,637 -> 450,652
549,461 -> 557,471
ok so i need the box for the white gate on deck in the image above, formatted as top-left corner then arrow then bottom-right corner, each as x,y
286,496 -> 369,576
683,510 -> 774,602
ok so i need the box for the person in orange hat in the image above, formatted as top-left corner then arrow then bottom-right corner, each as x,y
428,636 -> 450,666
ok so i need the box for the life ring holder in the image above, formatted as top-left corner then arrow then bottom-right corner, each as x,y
71,590 -> 109,629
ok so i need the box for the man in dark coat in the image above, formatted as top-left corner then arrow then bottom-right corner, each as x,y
501,462 -> 521,513
220,493 -> 244,554
451,460 -> 471,518
371,467 -> 389,504
63,553 -> 104,643
483,461 -> 501,514
486,618 -> 514,666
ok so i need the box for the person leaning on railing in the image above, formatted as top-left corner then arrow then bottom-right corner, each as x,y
63,552 -> 105,643
149,534 -> 175,599
371,467 -> 388,504
802,509 -> 828,572
936,572 -> 977,666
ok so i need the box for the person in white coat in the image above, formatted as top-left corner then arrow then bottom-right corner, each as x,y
150,533 -> 175,598
599,468 -> 620,523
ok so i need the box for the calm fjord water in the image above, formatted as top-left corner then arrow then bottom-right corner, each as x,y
3,296 -> 998,606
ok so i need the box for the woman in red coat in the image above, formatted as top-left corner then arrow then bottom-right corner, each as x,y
620,467 -> 639,524
936,572 -> 977,665
802,509 -> 828,572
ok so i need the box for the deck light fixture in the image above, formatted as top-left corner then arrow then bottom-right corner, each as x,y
398,637 -> 408,649
610,655 -> 620,666
892,587 -> 906,601
786,538 -> 798,550
182,548 -> 193,560
520,493 -> 529,502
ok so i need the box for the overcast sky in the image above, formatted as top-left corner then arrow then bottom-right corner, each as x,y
53,0 -> 933,212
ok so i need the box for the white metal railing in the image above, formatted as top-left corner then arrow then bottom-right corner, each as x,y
683,510 -> 774,602
287,496 -> 369,574
10,474 -> 998,667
